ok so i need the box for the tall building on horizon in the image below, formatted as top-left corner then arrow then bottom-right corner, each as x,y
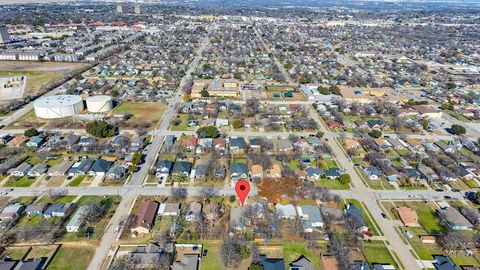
134,4 -> 142,14
0,26 -> 10,45
116,5 -> 123,13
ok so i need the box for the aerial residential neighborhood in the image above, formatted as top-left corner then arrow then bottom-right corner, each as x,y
0,0 -> 479,270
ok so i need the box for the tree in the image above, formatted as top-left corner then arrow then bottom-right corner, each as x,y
221,237 -> 242,268
329,85 -> 341,95
316,131 -> 324,138
451,124 -> 466,135
200,89 -> 210,97
86,120 -> 116,138
196,126 -> 220,138
338,174 -> 352,185
370,129 -> 382,138
232,119 -> 243,129
24,128 -> 39,137
318,86 -> 330,95
421,119 -> 430,130
171,187 -> 187,200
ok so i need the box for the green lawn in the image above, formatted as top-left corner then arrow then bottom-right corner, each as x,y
68,175 -> 87,187
363,242 -> 396,267
411,244 -> 442,260
344,199 -> 380,235
316,178 -> 350,190
4,176 -> 35,187
201,242 -> 251,270
464,179 -> 479,188
266,85 -> 295,91
0,247 -> 30,260
283,243 -> 322,270
47,245 -> 94,270
401,201 -> 445,234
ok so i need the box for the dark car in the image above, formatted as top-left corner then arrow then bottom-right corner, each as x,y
452,189 -> 460,192
444,196 -> 452,199
381,213 -> 387,218
435,189 -> 444,192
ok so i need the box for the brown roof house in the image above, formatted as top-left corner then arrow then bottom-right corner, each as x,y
267,164 -> 282,179
395,207 -> 419,227
131,200 -> 159,237
180,137 -> 198,151
6,136 -> 28,147
343,138 -> 360,149
251,164 -> 264,180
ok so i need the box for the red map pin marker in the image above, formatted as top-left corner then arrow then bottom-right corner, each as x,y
235,180 -> 250,206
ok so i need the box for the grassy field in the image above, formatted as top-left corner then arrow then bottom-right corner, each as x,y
0,247 -> 30,260
113,102 -> 166,129
201,242 -> 251,270
3,176 -> 35,187
266,85 -> 296,91
68,175 -> 87,187
363,241 -> 396,267
47,245 -> 95,270
316,178 -> 350,190
283,243 -> 323,270
0,70 -> 66,96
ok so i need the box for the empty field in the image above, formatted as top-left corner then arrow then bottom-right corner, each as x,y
113,102 -> 166,129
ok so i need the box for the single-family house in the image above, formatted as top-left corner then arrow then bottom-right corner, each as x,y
418,166 -> 439,182
0,203 -> 24,221
6,136 -> 28,147
432,255 -> 461,270
27,163 -> 48,177
275,204 -> 297,220
344,138 -> 360,149
78,136 -> 97,146
215,118 -> 229,127
65,133 -> 80,148
395,207 -> 419,227
352,261 -> 371,270
267,164 -> 282,179
214,137 -> 226,152
345,203 -> 368,232
48,161 -> 74,176
180,137 -> 197,151
325,168 -> 341,179
367,119 -> 386,129
307,137 -> 323,147
127,243 -> 168,269
172,161 -> 192,177
230,137 -> 246,152
306,167 -> 324,181
107,165 -> 127,180
296,205 -> 323,232
158,203 -> 180,216
203,203 -> 222,223
68,159 -> 94,176
25,204 -> 47,216
196,138 -> 213,154
165,135 -> 176,149
8,162 -> 32,177
172,254 -> 199,270
290,255 -> 313,270
26,136 -> 45,148
66,205 -> 89,232
251,164 -> 264,180
185,202 -> 203,222
364,166 -> 382,180
437,207 -> 473,230
131,200 -> 159,236
230,163 -> 248,181
277,139 -> 293,152
88,159 -> 113,176
193,164 -> 207,180
44,203 -> 74,218
156,160 -> 173,177
354,120 -> 369,129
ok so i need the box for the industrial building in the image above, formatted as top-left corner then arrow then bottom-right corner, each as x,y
0,26 -> 9,45
34,95 -> 84,119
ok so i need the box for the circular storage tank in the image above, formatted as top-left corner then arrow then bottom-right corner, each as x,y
34,95 -> 84,119
86,95 -> 113,113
